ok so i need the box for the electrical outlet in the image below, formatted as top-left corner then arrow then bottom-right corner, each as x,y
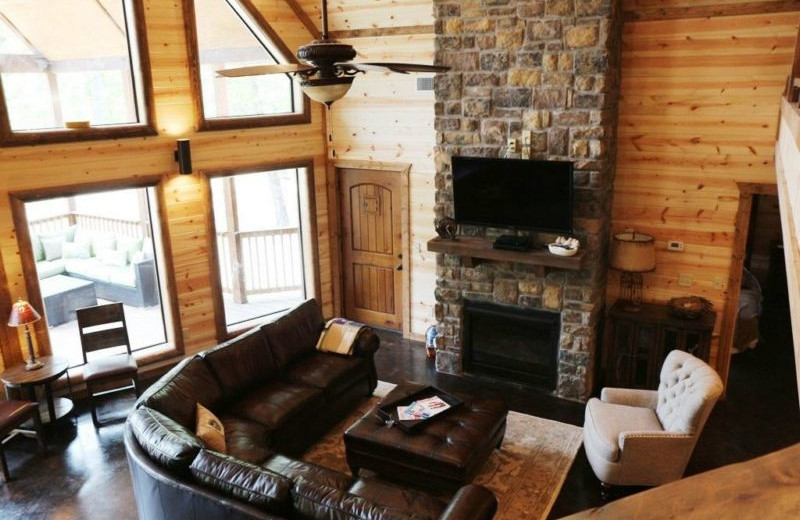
678,274 -> 693,287
507,138 -> 517,153
667,240 -> 684,252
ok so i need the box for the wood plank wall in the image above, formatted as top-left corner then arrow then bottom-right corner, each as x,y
776,103 -> 800,400
613,2 -> 799,370
0,0 -> 330,367
297,0 -> 438,339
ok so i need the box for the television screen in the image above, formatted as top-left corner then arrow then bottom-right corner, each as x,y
452,156 -> 573,234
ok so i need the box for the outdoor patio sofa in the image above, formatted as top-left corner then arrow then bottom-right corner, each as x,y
33,225 -> 159,307
124,298 -> 498,520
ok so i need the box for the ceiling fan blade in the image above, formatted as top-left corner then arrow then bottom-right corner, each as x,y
216,64 -> 316,78
339,62 -> 450,74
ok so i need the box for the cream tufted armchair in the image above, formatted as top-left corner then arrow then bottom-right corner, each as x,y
583,349 -> 723,491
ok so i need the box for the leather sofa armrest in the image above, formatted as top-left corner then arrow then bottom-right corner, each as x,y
601,387 -> 658,409
351,327 -> 380,357
437,485 -> 497,520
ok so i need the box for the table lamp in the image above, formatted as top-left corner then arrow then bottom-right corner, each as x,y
8,298 -> 44,371
610,231 -> 656,311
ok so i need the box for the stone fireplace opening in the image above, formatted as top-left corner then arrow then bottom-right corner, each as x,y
463,300 -> 560,390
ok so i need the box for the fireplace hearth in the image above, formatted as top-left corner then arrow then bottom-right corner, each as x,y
463,300 -> 560,390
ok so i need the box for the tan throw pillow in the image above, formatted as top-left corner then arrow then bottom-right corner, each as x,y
196,403 -> 226,453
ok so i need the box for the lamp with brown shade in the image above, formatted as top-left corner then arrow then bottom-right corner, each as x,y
7,299 -> 44,371
610,231 -> 656,312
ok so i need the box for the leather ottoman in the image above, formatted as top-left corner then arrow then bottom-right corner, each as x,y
344,382 -> 508,492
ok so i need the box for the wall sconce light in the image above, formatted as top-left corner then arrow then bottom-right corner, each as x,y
174,139 -> 192,175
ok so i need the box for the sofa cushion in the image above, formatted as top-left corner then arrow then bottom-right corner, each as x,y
137,356 -> 222,429
229,381 -> 323,432
129,407 -> 203,471
36,259 -> 65,279
220,416 -> 273,465
263,454 -> 353,490
190,450 -> 291,515
100,248 -> 128,267
62,241 -> 91,259
286,352 -> 368,400
584,398 -> 663,462
348,479 -> 446,520
261,299 -> 324,370
291,477 -> 422,520
201,326 -> 279,398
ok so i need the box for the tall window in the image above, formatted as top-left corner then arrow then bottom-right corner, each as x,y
185,0 -> 307,130
23,187 -> 170,367
210,168 -> 308,332
0,0 -> 154,145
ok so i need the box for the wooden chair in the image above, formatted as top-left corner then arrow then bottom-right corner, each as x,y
76,302 -> 140,427
0,400 -> 46,482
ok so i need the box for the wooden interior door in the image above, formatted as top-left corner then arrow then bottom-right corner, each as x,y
340,168 -> 403,330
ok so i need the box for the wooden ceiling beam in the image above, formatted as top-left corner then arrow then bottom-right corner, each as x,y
624,0 -> 800,22
283,0 -> 321,41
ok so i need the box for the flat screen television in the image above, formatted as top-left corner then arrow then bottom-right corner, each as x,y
452,156 -> 573,234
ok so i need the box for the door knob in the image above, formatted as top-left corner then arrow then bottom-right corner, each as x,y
396,265 -> 403,271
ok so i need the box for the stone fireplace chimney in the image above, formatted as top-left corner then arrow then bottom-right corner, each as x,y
432,0 -> 621,401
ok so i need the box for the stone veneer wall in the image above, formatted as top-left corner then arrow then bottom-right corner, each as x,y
432,0 -> 621,400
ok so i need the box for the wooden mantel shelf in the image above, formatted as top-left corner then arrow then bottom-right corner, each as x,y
427,236 -> 585,270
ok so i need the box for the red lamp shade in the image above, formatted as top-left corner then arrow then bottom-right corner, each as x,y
8,298 -> 42,327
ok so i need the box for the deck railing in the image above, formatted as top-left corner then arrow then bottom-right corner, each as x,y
216,227 -> 303,303
29,212 -> 150,239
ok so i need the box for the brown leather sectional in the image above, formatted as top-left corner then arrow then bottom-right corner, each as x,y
124,299 -> 498,520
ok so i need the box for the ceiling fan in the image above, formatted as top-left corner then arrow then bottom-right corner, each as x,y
216,0 -> 449,106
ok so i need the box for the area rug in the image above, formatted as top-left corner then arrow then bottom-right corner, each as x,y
304,382 -> 583,520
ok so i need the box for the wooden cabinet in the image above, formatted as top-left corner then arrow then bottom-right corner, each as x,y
603,301 -> 716,389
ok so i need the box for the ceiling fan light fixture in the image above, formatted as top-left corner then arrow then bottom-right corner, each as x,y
300,76 -> 354,106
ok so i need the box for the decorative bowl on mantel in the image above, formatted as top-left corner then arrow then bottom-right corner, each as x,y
548,244 -> 578,257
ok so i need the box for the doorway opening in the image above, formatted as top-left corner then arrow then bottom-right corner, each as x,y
713,185 -> 800,466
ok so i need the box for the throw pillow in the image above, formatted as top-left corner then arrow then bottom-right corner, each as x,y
99,249 -> 128,267
116,236 -> 144,262
62,242 -> 92,259
196,403 -> 226,453
41,238 -> 64,261
91,234 -> 116,256
31,234 -> 45,262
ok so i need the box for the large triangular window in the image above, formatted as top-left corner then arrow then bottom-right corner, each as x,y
185,0 -> 308,129
0,0 -> 155,146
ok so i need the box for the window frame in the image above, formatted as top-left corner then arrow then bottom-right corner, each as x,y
9,176 -> 183,364
204,159 -> 320,341
0,0 -> 157,147
183,0 -> 311,132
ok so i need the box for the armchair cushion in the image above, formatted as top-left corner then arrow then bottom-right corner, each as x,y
584,398 -> 663,462
601,387 -> 658,409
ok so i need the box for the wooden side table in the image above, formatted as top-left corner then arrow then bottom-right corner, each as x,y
0,356 -> 74,425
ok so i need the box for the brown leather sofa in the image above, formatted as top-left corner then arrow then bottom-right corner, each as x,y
124,299 -> 498,520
